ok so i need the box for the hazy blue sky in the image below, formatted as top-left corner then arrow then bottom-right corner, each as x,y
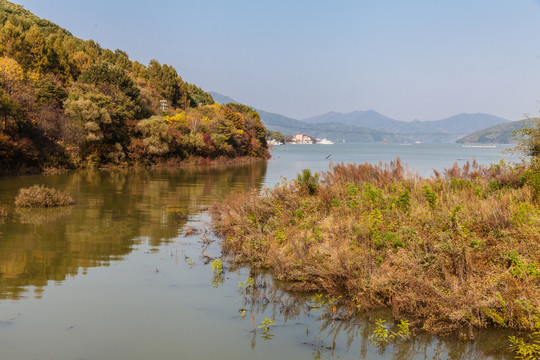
12,0 -> 540,121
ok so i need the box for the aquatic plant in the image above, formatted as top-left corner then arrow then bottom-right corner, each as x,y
369,319 -> 390,347
14,185 -> 74,208
258,318 -> 275,333
238,277 -> 254,295
311,293 -> 325,310
509,330 -> 540,359
210,259 -> 223,274
369,319 -> 411,348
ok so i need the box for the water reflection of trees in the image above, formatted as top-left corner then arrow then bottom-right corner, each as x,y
0,162 -> 266,300
239,274 -> 512,360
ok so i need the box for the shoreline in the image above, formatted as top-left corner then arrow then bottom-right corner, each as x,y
1,155 -> 269,178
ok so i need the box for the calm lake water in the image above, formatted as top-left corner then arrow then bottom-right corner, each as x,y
0,144 -> 520,359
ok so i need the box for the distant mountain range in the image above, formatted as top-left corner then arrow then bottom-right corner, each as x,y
301,111 -> 510,142
209,92 -> 512,143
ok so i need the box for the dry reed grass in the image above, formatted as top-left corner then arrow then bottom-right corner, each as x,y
212,158 -> 540,334
14,185 -> 74,208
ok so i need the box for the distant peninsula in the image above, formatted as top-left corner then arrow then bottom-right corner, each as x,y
456,120 -> 527,144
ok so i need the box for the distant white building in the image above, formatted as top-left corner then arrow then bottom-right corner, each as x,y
267,139 -> 282,146
294,133 -> 313,144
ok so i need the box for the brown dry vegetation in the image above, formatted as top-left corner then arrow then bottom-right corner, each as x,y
15,184 -> 74,207
212,158 -> 540,334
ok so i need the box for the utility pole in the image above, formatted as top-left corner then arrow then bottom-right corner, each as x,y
159,99 -> 168,112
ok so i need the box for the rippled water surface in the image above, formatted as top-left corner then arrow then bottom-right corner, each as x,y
0,144 -> 519,359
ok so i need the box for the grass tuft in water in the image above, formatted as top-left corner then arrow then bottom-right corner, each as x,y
14,185 -> 73,208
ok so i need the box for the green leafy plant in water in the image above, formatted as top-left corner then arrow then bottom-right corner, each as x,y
210,259 -> 225,287
258,318 -> 275,333
311,293 -> 326,311
369,319 -> 390,346
238,277 -> 255,295
369,319 -> 411,348
509,330 -> 540,360
211,259 -> 223,274
394,319 -> 411,339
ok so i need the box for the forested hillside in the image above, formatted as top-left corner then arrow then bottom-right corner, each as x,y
457,120 -> 527,144
0,0 -> 268,174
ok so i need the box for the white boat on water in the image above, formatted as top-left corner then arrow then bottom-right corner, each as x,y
317,138 -> 334,144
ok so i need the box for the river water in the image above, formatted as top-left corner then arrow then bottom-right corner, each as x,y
0,144 -> 520,359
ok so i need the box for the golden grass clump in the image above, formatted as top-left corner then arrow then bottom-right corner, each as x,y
212,159 -> 540,334
14,185 -> 74,208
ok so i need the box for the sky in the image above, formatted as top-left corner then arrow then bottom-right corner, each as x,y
11,0 -> 540,121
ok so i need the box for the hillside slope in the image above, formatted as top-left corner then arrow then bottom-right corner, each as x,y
457,120 -> 527,144
0,1 -> 268,174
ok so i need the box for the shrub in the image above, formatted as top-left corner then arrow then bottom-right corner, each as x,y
296,169 -> 319,195
422,185 -> 438,210
14,185 -> 74,208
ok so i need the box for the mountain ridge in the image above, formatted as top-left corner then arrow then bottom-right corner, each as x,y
210,91 -> 510,143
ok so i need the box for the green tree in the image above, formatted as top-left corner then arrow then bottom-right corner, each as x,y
147,59 -> 188,108
186,83 -> 214,107
79,62 -> 139,101
511,115 -> 540,198
512,115 -> 540,166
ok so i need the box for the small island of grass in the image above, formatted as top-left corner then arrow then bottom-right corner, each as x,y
15,184 -> 73,207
